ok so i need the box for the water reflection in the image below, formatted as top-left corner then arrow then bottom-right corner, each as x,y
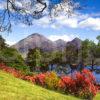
85,66 -> 100,84
49,64 -> 100,84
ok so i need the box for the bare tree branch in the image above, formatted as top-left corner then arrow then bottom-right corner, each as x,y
0,0 -> 81,32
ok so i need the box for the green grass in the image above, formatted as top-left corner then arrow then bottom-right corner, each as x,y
0,70 -> 80,100
94,93 -> 100,100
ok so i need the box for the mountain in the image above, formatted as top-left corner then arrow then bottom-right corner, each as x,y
55,39 -> 66,51
12,33 -> 56,57
12,33 -> 81,58
66,38 -> 82,49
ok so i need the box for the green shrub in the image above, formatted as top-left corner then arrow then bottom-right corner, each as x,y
0,47 -> 29,72
23,71 -> 34,76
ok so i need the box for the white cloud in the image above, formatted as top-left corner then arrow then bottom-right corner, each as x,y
51,14 -> 87,28
32,15 -> 79,29
60,18 -> 78,28
33,17 -> 51,28
6,41 -> 16,46
79,17 -> 100,31
32,13 -> 88,29
18,23 -> 28,28
48,34 -> 78,42
55,13 -> 100,31
15,1 -> 23,8
0,1 -> 6,9
0,1 -> 98,31
38,17 -> 50,24
50,24 -> 61,29
48,14 -> 100,31
14,13 -> 100,31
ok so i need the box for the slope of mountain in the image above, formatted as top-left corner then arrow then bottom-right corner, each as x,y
12,33 -> 56,57
66,38 -> 82,49
55,39 -> 66,51
12,33 -> 81,58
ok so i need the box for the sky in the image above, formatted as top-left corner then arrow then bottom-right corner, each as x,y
0,0 -> 100,45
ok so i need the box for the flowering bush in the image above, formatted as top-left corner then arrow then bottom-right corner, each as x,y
45,71 -> 59,90
22,75 -> 35,83
35,73 -> 46,86
0,63 -> 23,78
0,63 -> 98,99
58,76 -> 76,94
58,69 -> 98,99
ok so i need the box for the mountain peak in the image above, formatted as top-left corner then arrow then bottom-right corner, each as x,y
67,37 -> 82,49
55,39 -> 66,42
55,39 -> 66,51
72,37 -> 81,41
55,39 -> 66,44
28,33 -> 43,38
12,33 -> 56,58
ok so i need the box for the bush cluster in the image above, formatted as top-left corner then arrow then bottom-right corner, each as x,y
45,72 -> 59,90
0,63 -> 23,78
58,69 -> 98,99
0,63 -> 98,99
35,73 -> 46,86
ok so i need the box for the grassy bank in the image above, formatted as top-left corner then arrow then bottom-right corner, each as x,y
0,70 -> 79,100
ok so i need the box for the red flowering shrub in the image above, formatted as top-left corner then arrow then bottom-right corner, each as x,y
45,72 -> 59,90
74,70 -> 98,99
35,73 -> 46,86
0,63 -> 98,99
58,69 -> 98,99
0,63 -> 23,78
58,76 -> 76,94
22,75 -> 35,83
82,69 -> 95,82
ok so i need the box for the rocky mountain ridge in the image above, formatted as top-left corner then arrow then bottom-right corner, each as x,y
12,33 -> 81,58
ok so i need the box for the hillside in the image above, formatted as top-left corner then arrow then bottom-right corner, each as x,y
0,70 -> 79,100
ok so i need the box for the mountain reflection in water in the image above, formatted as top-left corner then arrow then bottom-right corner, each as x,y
49,64 -> 100,84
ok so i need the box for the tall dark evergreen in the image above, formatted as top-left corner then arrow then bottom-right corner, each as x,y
0,35 -> 6,50
27,48 -> 41,71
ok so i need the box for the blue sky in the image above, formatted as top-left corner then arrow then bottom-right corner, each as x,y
0,0 -> 100,45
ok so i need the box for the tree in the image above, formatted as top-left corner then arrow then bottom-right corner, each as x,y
0,35 -> 6,50
95,35 -> 100,58
89,41 -> 96,70
96,35 -> 100,45
65,44 -> 79,73
0,47 -> 28,71
51,51 -> 65,65
41,51 -> 52,65
27,48 -> 41,71
66,44 -> 78,65
0,35 -> 29,71
0,0 -> 81,32
81,39 -> 90,65
40,51 -> 52,71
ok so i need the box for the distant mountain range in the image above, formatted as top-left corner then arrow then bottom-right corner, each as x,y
12,33 -> 81,58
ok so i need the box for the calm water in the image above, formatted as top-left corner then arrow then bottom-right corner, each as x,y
86,66 -> 100,84
93,72 -> 100,84
49,64 -> 100,84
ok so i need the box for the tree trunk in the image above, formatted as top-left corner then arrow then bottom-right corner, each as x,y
91,59 -> 94,71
